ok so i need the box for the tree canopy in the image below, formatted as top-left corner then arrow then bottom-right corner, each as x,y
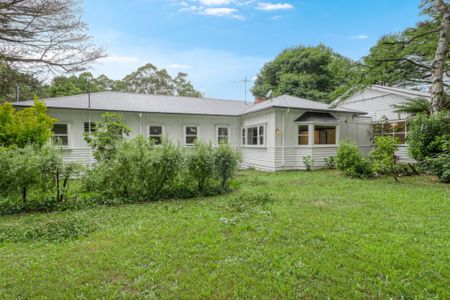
251,45 -> 360,103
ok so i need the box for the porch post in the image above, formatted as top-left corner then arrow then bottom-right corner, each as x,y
308,124 -> 314,146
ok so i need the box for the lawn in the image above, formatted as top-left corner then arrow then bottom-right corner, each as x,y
0,170 -> 449,299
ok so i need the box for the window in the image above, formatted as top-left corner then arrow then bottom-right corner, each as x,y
372,121 -> 407,144
217,127 -> 229,144
298,125 -> 309,145
185,126 -> 198,145
52,124 -> 68,146
84,122 -> 96,133
149,125 -> 163,145
314,125 -> 336,145
241,125 -> 265,146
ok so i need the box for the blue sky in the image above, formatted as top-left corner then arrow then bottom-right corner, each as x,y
84,0 -> 424,100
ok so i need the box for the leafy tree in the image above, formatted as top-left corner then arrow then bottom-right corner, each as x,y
0,0 -> 105,74
120,63 -> 175,95
84,113 -> 131,162
173,72 -> 202,97
0,63 -> 43,102
0,97 -> 55,148
43,72 -> 101,97
251,45 -> 359,103
394,97 -> 450,114
360,0 -> 450,113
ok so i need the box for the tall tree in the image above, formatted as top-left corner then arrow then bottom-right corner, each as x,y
251,45 -> 359,103
361,0 -> 450,113
173,72 -> 202,97
0,63 -> 43,102
0,0 -> 105,73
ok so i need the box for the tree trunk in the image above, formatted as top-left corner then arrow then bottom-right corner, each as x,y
430,0 -> 450,114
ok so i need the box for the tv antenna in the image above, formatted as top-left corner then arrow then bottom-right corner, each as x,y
237,77 -> 251,104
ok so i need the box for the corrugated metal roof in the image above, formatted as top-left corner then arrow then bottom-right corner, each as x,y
294,112 -> 338,122
371,85 -> 431,98
13,92 -> 250,116
243,95 -> 364,114
13,92 -> 364,116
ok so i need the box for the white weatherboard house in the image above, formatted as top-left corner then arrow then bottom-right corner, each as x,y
14,92 -> 371,171
335,85 -> 431,162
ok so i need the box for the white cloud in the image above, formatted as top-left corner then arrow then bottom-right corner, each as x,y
349,34 -> 369,40
199,0 -> 231,5
166,63 -> 192,69
256,2 -> 293,11
203,7 -> 236,16
99,55 -> 140,63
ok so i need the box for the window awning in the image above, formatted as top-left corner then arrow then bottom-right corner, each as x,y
294,112 -> 337,123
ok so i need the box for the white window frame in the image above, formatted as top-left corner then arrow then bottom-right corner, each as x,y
84,122 -> 96,135
241,124 -> 266,147
52,123 -> 70,147
147,125 -> 165,145
184,125 -> 198,146
216,126 -> 230,145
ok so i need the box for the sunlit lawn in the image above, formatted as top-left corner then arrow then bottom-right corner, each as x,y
0,170 -> 449,299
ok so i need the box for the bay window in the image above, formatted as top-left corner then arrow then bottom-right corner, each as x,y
314,125 -> 336,145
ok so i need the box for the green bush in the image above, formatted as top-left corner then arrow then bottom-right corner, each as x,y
187,141 -> 216,194
335,140 -> 373,178
214,142 -> 241,190
303,155 -> 314,171
425,152 -> 450,183
371,136 -> 400,181
408,112 -> 450,161
324,156 -> 336,169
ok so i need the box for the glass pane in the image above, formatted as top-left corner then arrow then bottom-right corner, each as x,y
299,136 -> 308,145
53,124 -> 68,134
314,126 -> 336,145
186,136 -> 197,145
393,133 -> 406,144
298,125 -> 308,134
84,122 -> 96,133
392,122 -> 405,133
218,127 -> 228,136
52,136 -> 68,146
258,126 -> 264,135
247,127 -> 258,145
186,127 -> 197,135
150,126 -> 162,135
259,136 -> 264,145
372,124 -> 382,135
150,136 -> 162,145
383,123 -> 393,134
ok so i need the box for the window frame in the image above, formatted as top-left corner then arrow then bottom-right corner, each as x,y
241,124 -> 266,147
313,124 -> 338,146
297,125 -> 310,146
216,125 -> 230,145
52,123 -> 70,147
83,122 -> 97,134
148,125 -> 165,145
372,120 -> 408,145
183,125 -> 199,146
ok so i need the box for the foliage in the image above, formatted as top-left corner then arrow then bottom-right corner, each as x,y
335,140 -> 373,178
0,144 -> 81,213
324,156 -> 336,169
251,44 -> 360,103
303,155 -> 315,171
0,0 -> 104,74
425,152 -> 450,182
84,113 -> 131,162
371,136 -> 400,181
0,98 -> 55,148
227,192 -> 274,213
43,72 -> 102,97
187,141 -> 216,193
0,63 -> 43,102
213,142 -> 241,189
407,112 -> 450,161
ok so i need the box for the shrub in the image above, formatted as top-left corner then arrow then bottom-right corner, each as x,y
84,112 -> 131,162
335,140 -> 373,178
324,156 -> 336,169
425,152 -> 450,183
371,136 -> 400,182
214,142 -> 241,190
303,155 -> 314,171
407,112 -> 450,162
187,141 -> 216,194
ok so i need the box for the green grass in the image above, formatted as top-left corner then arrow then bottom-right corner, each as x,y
0,170 -> 449,299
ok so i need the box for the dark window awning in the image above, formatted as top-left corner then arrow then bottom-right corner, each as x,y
294,112 -> 337,123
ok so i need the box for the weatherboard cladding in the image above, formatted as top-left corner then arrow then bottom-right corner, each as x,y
13,92 -> 364,116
